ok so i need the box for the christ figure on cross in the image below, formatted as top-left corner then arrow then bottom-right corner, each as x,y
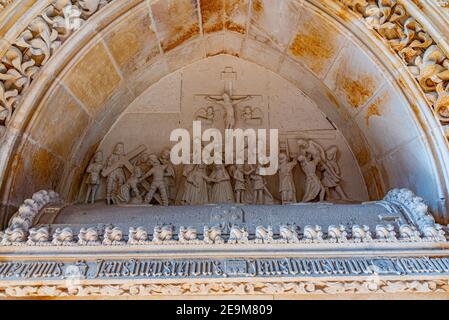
205,92 -> 251,129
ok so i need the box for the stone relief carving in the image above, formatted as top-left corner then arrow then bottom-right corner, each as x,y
351,225 -> 373,242
2,278 -> 449,298
327,225 -> 348,243
27,226 -> 50,245
203,225 -> 224,244
375,224 -> 397,242
179,226 -> 199,243
339,0 -> 449,131
152,225 -> 174,243
52,227 -> 74,245
204,93 -> 251,130
86,141 -> 347,207
102,226 -> 124,245
0,0 -> 113,137
228,225 -> 249,244
303,225 -> 324,243
84,151 -> 103,204
384,188 -> 447,241
128,226 -> 148,244
77,227 -> 100,245
255,225 -> 274,244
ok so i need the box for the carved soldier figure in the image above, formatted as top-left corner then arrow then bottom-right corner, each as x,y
321,146 -> 349,200
278,153 -> 297,204
105,143 -> 126,205
298,153 -> 325,202
143,154 -> 169,206
251,165 -> 274,205
84,151 -> 103,204
232,165 -> 246,203
160,149 -> 176,205
297,139 -> 326,163
209,163 -> 235,204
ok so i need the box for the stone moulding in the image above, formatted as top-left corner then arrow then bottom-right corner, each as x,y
2,279 -> 449,297
1,256 -> 449,297
0,0 -> 447,139
0,188 -> 447,249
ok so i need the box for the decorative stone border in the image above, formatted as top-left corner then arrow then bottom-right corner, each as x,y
1,279 -> 448,297
0,0 -> 448,139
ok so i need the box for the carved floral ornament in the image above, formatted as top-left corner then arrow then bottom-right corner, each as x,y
2,279 -> 449,297
0,0 -> 448,138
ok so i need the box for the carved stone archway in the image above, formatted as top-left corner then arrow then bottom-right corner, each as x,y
0,0 -> 448,225
0,0 -> 449,300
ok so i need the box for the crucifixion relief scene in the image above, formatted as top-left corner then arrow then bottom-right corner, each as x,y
0,0 -> 448,300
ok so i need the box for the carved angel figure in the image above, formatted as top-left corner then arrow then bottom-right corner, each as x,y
203,225 -> 224,244
195,106 -> 216,125
239,106 -> 263,126
52,227 -> 74,245
255,225 -> 274,244
228,225 -> 249,244
128,227 -> 148,244
327,225 -> 348,243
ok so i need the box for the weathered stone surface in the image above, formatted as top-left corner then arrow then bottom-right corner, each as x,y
29,85 -> 90,160
63,42 -> 121,116
103,5 -> 161,76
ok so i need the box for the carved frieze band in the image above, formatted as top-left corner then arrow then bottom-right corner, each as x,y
0,0 -> 448,139
1,256 -> 449,297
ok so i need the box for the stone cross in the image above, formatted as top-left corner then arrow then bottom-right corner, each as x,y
102,145 -> 147,177
221,67 -> 237,96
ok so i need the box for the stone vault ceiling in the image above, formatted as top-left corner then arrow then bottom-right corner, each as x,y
0,0 -> 448,226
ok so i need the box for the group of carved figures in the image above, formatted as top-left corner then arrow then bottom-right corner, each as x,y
83,139 -> 348,206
